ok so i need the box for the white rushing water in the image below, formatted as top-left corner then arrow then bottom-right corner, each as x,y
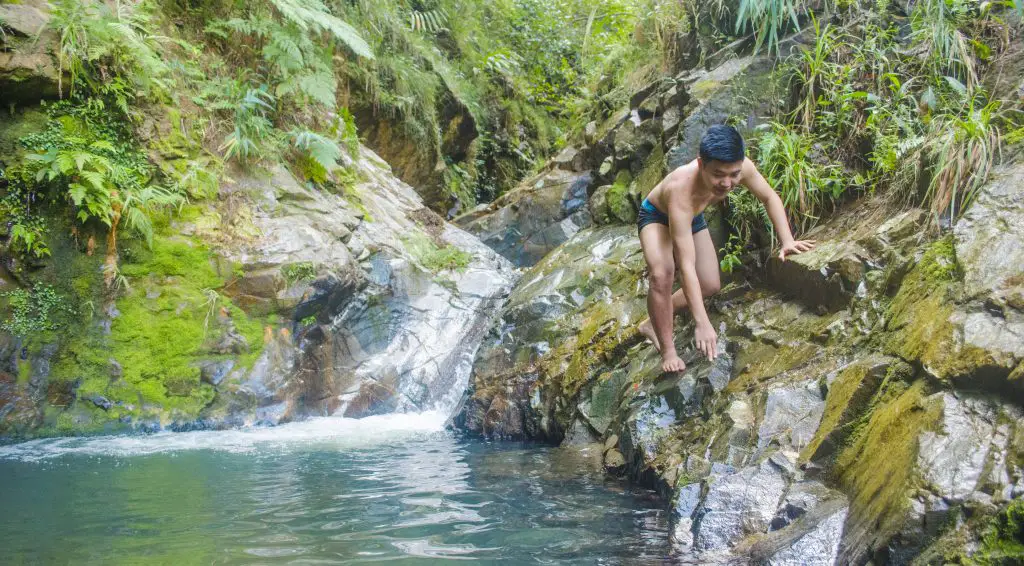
0,411 -> 449,462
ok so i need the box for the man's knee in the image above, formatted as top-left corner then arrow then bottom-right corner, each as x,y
649,266 -> 674,292
701,280 -> 721,298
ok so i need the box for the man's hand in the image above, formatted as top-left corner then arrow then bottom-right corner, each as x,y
778,239 -> 816,261
695,324 -> 718,361
662,353 -> 686,373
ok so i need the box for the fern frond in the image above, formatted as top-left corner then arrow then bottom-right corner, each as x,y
267,0 -> 374,59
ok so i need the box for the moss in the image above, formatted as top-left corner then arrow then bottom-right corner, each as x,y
834,380 -> 943,549
632,144 -> 666,198
972,500 -> 1024,564
52,233 -> 268,425
726,342 -> 818,393
403,232 -> 472,273
885,237 -> 998,381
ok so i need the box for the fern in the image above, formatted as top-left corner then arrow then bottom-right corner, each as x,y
410,8 -> 448,33
291,129 -> 343,182
267,0 -> 374,59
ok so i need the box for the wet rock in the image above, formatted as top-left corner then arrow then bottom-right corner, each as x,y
0,2 -> 65,104
604,448 -> 626,470
562,418 -> 599,446
693,456 -> 793,551
673,482 -> 704,547
84,394 -> 113,411
552,146 -> 580,170
456,169 -> 594,267
199,360 -> 235,387
765,240 -> 872,312
917,393 -> 1022,504
622,395 -> 676,468
756,380 -> 825,454
802,357 -> 900,462
954,162 -> 1024,309
763,505 -> 847,566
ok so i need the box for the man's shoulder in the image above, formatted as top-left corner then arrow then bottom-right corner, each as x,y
664,161 -> 698,189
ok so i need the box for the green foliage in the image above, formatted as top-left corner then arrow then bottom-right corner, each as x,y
217,87 -> 279,163
719,234 -> 744,274
910,0 -> 982,89
403,233 -> 472,273
19,100 -> 183,246
281,262 -> 318,286
753,121 -> 847,230
1,283 -> 69,338
48,0 -> 172,104
735,0 -> 817,55
919,95 -> 1002,221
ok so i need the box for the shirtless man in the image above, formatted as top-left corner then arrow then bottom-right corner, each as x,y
636,125 -> 816,372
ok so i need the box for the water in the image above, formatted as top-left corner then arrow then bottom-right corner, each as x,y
0,414 -> 670,564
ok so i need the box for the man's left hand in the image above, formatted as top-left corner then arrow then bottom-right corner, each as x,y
779,239 -> 816,261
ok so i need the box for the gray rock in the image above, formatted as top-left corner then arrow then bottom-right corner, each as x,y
757,380 -> 825,454
694,458 -> 792,551
917,393 -> 1020,503
199,360 -> 235,387
673,482 -> 704,547
955,162 -> 1024,308
766,506 -> 847,566
455,169 -> 594,267
562,418 -> 599,446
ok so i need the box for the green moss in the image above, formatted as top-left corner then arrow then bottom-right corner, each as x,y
885,237 -> 997,381
632,144 -> 666,198
834,380 -> 943,548
972,500 -> 1024,564
726,342 -> 818,393
57,233 -> 268,424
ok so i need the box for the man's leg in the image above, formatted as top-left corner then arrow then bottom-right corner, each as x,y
639,228 -> 721,350
638,223 -> 675,352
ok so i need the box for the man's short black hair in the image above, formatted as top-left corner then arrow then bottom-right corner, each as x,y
699,124 -> 745,164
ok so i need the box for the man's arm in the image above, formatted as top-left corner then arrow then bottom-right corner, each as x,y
740,158 -> 816,261
668,199 -> 718,360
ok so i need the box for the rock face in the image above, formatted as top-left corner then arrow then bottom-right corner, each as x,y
456,146 -> 1024,563
0,1 -> 66,104
210,148 -> 518,423
0,144 -> 518,435
455,169 -> 594,267
352,90 -> 478,213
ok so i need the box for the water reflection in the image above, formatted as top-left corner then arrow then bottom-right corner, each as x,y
0,423 -> 670,564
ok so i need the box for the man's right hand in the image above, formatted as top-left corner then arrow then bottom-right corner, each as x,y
661,352 -> 686,373
696,324 -> 718,361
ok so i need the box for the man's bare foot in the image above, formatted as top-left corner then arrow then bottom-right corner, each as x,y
661,353 -> 686,373
638,319 -> 661,352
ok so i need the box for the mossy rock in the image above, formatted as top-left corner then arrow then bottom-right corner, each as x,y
834,379 -> 944,564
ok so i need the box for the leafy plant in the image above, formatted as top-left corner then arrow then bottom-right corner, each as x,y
282,262 -> 318,286
1,283 -> 70,338
919,95 -> 1002,220
219,87 -> 279,163
719,234 -> 745,273
48,0 -> 173,103
403,233 -> 472,273
735,0 -> 815,54
291,129 -> 343,183
754,122 -> 847,230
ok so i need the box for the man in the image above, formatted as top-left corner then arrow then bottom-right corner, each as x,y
636,124 -> 816,372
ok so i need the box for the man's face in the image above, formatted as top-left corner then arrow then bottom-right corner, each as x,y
699,158 -> 743,200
